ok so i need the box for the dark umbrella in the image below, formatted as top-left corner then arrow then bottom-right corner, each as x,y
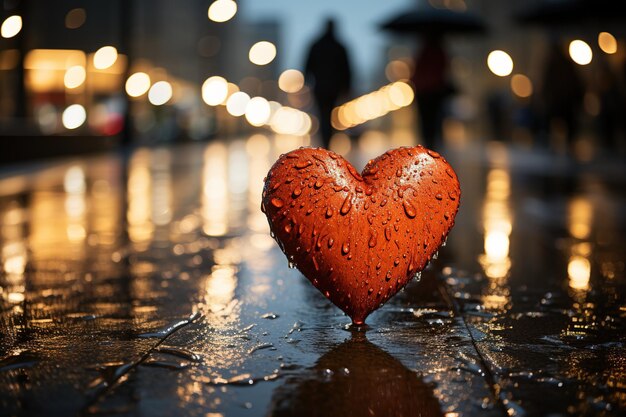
380,6 -> 487,35
514,0 -> 626,26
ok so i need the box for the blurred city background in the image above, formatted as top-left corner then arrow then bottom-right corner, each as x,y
1,0 -> 625,163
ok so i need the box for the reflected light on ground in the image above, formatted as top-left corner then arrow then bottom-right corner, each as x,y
202,143 -> 229,236
93,46 -> 118,70
245,97 -> 271,126
569,40 -> 592,65
598,32 -> 617,54
202,76 -> 228,106
62,104 -> 86,129
151,150 -> 172,227
1,15 -> 22,39
126,72 -> 151,97
568,255 -> 591,291
208,0 -> 237,23
249,41 -> 276,66
246,134 -> 271,233
64,65 -> 86,89
568,197 -> 593,240
226,91 -> 250,116
510,74 -> 532,98
278,69 -> 305,93
127,150 -> 154,245
148,81 -> 173,106
480,167 -> 512,309
487,50 -> 513,77
63,166 -> 87,243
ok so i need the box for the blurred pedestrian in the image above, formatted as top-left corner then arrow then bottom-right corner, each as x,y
304,18 -> 352,149
411,34 -> 453,150
538,40 -> 584,152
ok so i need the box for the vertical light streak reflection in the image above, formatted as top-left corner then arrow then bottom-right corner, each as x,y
202,142 -> 229,236
127,149 -> 154,247
479,165 -> 512,311
64,166 -> 87,243
1,200 -> 28,307
246,134 -> 271,233
151,149 -> 173,229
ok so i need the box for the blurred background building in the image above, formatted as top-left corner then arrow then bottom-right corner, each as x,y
1,0 -> 625,163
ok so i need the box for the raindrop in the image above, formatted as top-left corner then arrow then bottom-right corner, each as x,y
445,168 -> 454,178
292,188 -> 302,198
435,193 -> 443,200
328,237 -> 335,248
402,200 -> 417,218
295,160 -> 312,169
288,261 -> 296,269
272,182 -> 281,190
394,258 -> 400,266
368,232 -> 378,248
261,313 -> 280,320
341,241 -> 350,255
314,179 -> 324,189
448,190 -> 457,201
326,207 -> 334,218
385,226 -> 392,241
340,195 -> 352,215
427,149 -> 440,158
271,198 -> 284,208
284,223 -> 292,233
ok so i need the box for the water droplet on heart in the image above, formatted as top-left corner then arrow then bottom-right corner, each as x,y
397,188 -> 404,198
368,232 -> 377,248
433,251 -> 439,260
340,196 -> 352,215
326,207 -> 334,218
446,168 -> 454,178
435,193 -> 443,201
314,179 -> 324,189
288,261 -> 296,269
285,177 -> 294,183
427,149 -> 440,158
414,271 -> 422,282
272,182 -> 281,190
368,288 -> 374,294
376,262 -> 382,270
270,231 -> 275,238
292,188 -> 302,198
271,198 -> 284,208
295,160 -> 312,169
448,190 -> 457,201
395,168 -> 402,177
444,211 -> 450,220
384,226 -> 392,241
380,198 -> 388,207
298,224 -> 305,236
385,271 -> 392,281
402,200 -> 417,218
328,237 -> 335,248
341,242 -> 350,255
394,224 -> 399,232
394,258 -> 400,266
284,224 -> 292,233
306,208 -> 313,214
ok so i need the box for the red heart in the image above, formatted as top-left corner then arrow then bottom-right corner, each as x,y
261,146 -> 460,325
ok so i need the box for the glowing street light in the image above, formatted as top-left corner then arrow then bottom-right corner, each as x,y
93,46 -> 118,70
598,32 -> 617,54
62,104 -> 86,129
202,76 -> 229,105
125,72 -> 151,97
148,81 -> 173,105
64,66 -> 86,89
249,41 -> 276,66
487,50 -> 513,77
510,74 -> 533,98
569,40 -> 592,65
208,0 -> 237,23
1,15 -> 22,38
245,97 -> 271,126
226,91 -> 250,116
278,69 -> 305,93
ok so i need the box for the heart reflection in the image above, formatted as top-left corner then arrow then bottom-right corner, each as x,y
267,332 -> 442,417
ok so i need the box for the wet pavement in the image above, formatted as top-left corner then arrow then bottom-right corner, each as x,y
0,135 -> 625,417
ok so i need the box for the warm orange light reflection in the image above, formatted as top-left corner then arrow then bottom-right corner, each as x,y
202,143 -> 229,236
127,149 -> 154,246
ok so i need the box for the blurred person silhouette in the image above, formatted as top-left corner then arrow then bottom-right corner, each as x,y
411,34 -> 453,150
538,39 -> 584,152
304,18 -> 352,149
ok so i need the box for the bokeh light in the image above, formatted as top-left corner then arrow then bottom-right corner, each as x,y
65,8 -> 86,29
201,76 -> 229,106
245,97 -> 271,126
64,65 -> 86,89
278,69 -> 305,93
385,59 -> 412,82
487,50 -> 513,77
598,32 -> 617,54
569,40 -> 592,65
249,41 -> 276,66
1,15 -> 22,39
125,72 -> 151,97
148,81 -> 173,105
208,0 -> 238,23
510,74 -> 533,98
93,46 -> 118,70
62,104 -> 87,129
226,91 -> 250,116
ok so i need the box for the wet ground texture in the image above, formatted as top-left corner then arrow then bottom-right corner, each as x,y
1,138 -> 625,417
